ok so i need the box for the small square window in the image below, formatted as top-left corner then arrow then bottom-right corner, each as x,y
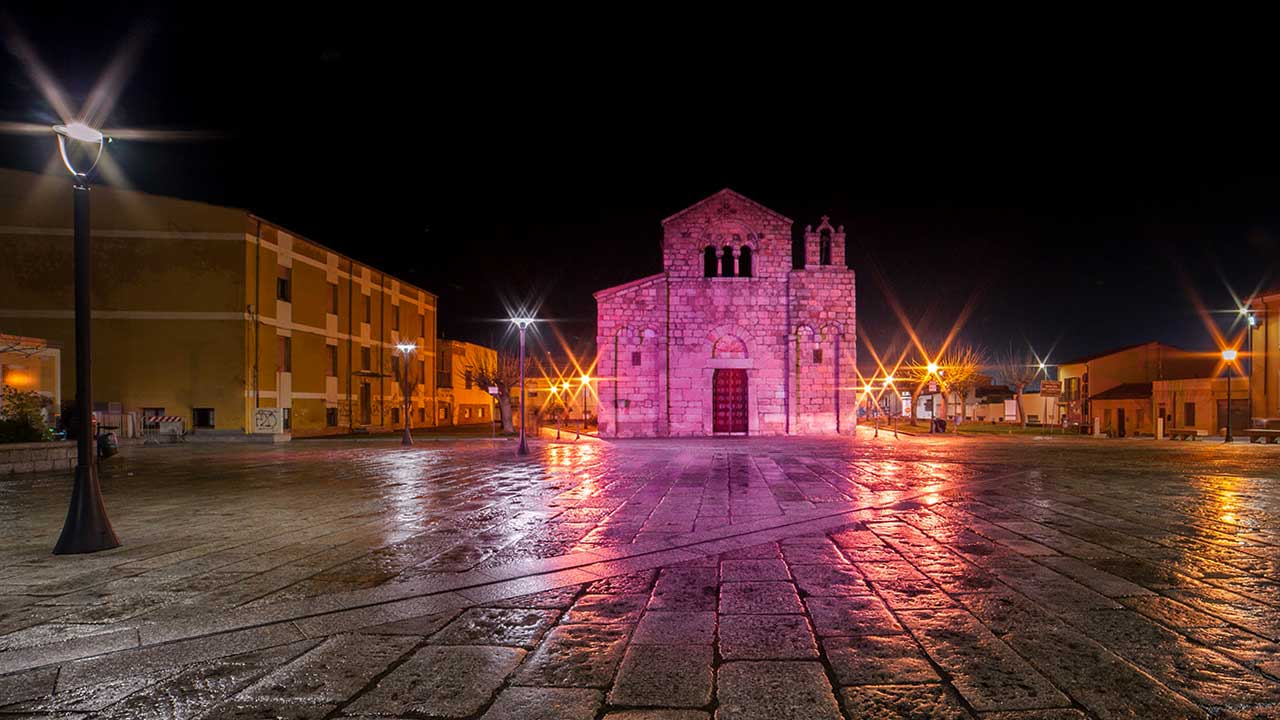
813,349 -> 823,364
193,408 -> 215,428
632,351 -> 642,366
326,407 -> 338,427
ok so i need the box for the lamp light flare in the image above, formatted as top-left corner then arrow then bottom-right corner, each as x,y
926,362 -> 939,375
396,343 -> 417,354
57,122 -> 105,144
1222,349 -> 1238,362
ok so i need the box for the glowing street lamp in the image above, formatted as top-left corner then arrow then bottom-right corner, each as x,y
926,361 -> 939,375
395,343 -> 417,446
1222,348 -> 1238,443
579,374 -> 591,434
511,316 -> 534,455
52,121 -> 119,555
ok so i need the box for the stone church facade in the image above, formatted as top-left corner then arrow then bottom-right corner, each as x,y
594,189 -> 856,437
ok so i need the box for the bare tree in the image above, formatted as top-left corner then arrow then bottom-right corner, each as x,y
465,352 -> 527,434
897,355 -> 932,427
936,345 -> 986,427
994,348 -> 1040,428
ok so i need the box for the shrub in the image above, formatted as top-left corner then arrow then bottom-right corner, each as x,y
0,385 -> 51,443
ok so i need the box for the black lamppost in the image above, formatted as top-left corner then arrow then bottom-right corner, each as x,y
52,122 -> 120,555
511,316 -> 533,455
1223,348 -> 1237,443
396,343 -> 416,446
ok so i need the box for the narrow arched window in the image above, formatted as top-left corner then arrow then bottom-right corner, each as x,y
720,245 -> 734,276
739,246 -> 753,277
703,246 -> 717,277
820,229 -> 832,265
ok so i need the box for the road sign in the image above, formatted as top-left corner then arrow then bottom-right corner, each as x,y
488,386 -> 500,395
1040,380 -> 1062,397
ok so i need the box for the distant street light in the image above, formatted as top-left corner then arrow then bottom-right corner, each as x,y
511,316 -> 533,455
1223,348 -> 1238,443
52,121 -> 119,555
1242,307 -> 1256,422
926,362 -> 939,375
395,343 -> 416,446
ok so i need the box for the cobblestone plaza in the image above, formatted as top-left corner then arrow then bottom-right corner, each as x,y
1,433 -> 1279,718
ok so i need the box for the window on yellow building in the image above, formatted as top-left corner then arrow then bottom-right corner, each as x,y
418,407 -> 425,423
361,346 -> 371,371
391,354 -> 401,379
1185,402 -> 1196,426
193,408 -> 214,428
276,266 -> 291,302
329,284 -> 339,314
327,345 -> 337,377
326,407 -> 338,427
363,295 -> 371,324
393,305 -> 400,331
391,407 -> 400,424
279,336 -> 292,372
418,313 -> 425,337
465,370 -> 472,389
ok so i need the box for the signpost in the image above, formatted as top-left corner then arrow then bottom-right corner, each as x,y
488,386 -> 500,441
1039,380 -> 1061,432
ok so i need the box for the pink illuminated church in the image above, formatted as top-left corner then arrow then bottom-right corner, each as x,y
594,189 -> 856,436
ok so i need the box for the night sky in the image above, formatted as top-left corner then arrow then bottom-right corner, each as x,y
2,6 -> 1276,371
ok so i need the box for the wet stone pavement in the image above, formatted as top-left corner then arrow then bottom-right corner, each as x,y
1,433 -> 1279,718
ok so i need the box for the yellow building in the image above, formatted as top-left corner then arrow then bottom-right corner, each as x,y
436,340 -> 499,425
1247,287 -> 1280,425
1057,341 -> 1217,433
0,168 -> 438,438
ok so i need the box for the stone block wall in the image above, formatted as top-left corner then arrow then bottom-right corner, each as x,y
789,267 -> 857,433
0,441 -> 77,476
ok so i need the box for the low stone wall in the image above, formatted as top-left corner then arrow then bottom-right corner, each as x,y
0,440 -> 79,476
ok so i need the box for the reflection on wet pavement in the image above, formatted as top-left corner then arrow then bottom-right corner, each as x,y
1,434 -> 1278,718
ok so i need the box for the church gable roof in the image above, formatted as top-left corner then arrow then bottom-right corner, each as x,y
594,272 -> 664,301
660,188 -> 793,227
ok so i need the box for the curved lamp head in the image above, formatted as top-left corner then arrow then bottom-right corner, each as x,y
1222,348 -> 1238,362
580,374 -> 590,385
510,316 -> 534,330
395,343 -> 417,355
52,122 -> 109,178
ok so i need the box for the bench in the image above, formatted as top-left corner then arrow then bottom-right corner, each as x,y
1242,429 -> 1280,444
1166,428 -> 1206,440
